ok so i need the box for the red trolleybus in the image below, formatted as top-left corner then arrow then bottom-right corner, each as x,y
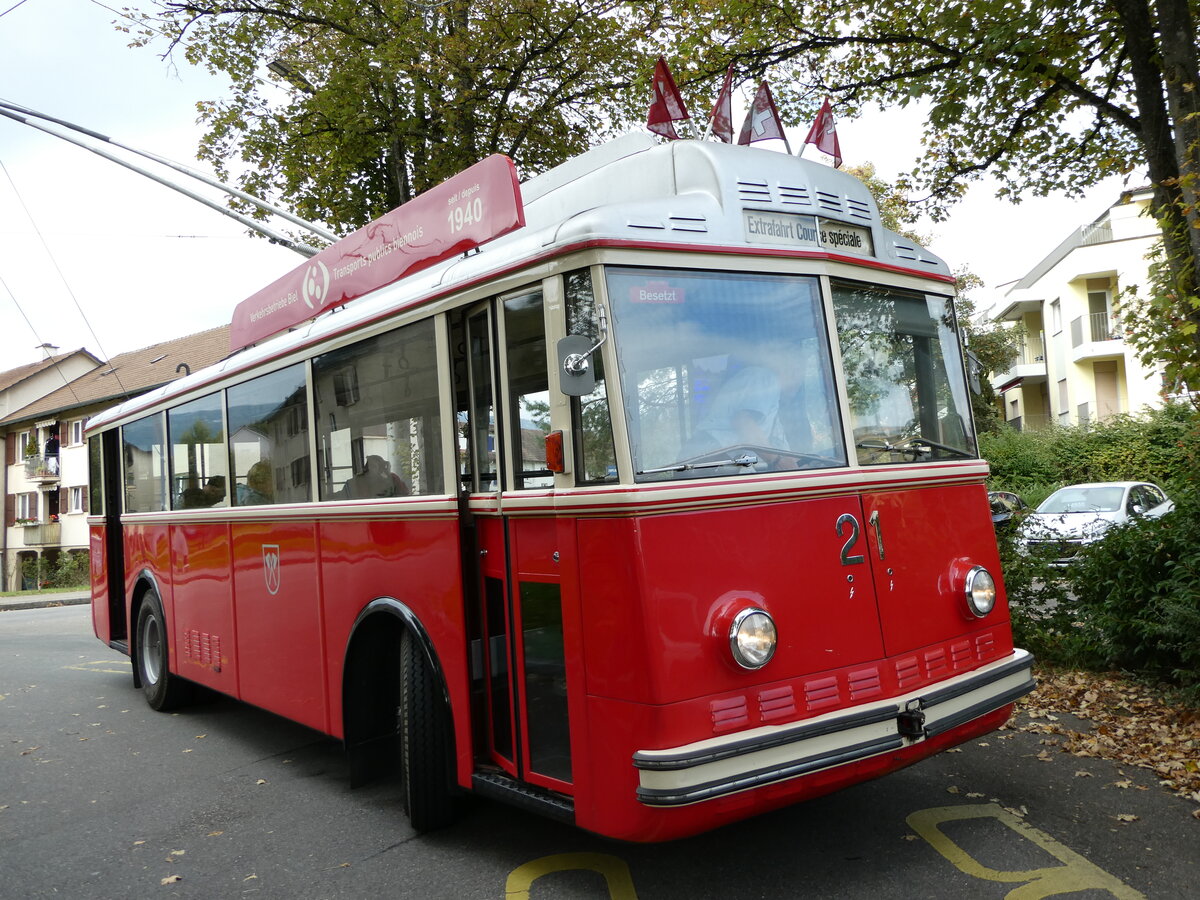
87,134 -> 1033,842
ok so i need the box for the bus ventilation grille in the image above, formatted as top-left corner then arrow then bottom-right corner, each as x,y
736,181 -> 813,208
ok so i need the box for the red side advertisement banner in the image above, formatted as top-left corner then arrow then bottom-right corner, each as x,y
230,154 -> 525,351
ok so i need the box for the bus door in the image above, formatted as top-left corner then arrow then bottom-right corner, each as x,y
458,289 -> 572,795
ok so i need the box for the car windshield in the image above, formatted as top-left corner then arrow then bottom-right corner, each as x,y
605,267 -> 847,481
1038,486 -> 1124,513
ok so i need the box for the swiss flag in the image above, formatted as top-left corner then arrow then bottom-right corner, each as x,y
737,81 -> 790,151
647,57 -> 690,140
803,96 -> 843,168
709,65 -> 735,143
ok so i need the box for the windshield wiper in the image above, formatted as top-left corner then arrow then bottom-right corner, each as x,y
639,454 -> 759,475
904,436 -> 974,459
855,436 -> 973,460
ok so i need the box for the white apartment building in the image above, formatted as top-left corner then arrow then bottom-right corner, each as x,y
988,187 -> 1165,429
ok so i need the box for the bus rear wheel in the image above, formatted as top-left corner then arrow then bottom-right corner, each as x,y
399,629 -> 456,831
135,590 -> 193,711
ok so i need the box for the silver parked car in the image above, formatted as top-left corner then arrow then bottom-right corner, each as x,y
1019,481 -> 1174,565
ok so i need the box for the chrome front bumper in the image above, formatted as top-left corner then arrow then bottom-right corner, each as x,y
633,649 -> 1034,807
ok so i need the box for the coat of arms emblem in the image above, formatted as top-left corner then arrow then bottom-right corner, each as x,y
262,544 -> 281,595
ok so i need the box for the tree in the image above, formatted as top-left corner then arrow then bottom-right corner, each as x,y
667,0 -> 1200,380
124,1 -> 666,231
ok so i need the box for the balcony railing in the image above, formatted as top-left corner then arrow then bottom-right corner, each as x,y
22,522 -> 61,546
1013,331 -> 1046,366
1070,312 -> 1122,348
23,454 -> 60,482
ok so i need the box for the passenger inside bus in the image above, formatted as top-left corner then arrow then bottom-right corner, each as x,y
237,461 -> 274,505
343,454 -> 409,499
202,475 -> 227,505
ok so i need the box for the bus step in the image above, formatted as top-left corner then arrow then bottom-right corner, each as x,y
471,771 -> 575,824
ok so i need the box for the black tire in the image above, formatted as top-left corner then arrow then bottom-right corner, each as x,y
399,629 -> 456,831
135,589 -> 193,711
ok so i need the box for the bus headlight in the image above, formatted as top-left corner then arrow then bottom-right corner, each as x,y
964,566 -> 997,618
729,608 -> 777,669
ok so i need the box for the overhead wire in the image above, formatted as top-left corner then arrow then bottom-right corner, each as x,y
0,159 -> 131,399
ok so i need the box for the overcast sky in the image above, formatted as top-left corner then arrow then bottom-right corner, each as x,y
0,0 -> 1135,370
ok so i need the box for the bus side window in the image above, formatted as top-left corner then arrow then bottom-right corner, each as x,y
565,270 -> 617,484
122,413 -> 168,513
504,288 -> 552,489
87,434 -> 104,516
227,363 -> 311,506
168,392 -> 228,510
313,319 -> 444,500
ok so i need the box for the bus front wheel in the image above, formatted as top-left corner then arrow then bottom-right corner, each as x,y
135,590 -> 193,711
398,629 -> 456,831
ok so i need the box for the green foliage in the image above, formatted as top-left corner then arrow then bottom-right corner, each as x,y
981,404 -> 1196,494
19,551 -> 89,591
127,1 -> 668,230
990,404 -> 1200,694
995,528 -> 1089,667
1070,484 -> 1200,698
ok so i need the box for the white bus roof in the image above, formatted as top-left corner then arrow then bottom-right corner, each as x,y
88,135 -> 949,432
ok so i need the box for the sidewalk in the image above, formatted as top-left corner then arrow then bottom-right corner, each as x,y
0,589 -> 90,612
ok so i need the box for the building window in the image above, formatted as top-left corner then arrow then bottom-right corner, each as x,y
17,492 -> 36,522
70,419 -> 85,446
17,430 -> 32,458
70,486 -> 84,513
1050,299 -> 1062,335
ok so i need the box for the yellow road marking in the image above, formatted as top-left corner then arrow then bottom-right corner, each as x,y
907,803 -> 1146,899
506,853 -> 638,900
65,660 -> 130,675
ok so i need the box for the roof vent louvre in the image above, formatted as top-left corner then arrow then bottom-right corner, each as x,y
777,184 -> 812,206
815,190 -> 843,213
669,216 -> 707,233
737,180 -> 772,204
847,198 -> 872,221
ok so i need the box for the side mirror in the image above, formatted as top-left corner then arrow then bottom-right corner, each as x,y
557,335 -> 597,396
557,306 -> 608,397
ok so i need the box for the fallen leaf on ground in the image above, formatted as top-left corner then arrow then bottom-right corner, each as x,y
1015,670 -> 1200,808
160,875 -> 182,885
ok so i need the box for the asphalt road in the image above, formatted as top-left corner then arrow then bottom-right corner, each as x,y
2,605 -> 1196,899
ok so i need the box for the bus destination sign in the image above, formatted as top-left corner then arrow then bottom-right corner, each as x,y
230,154 -> 525,351
742,210 -> 874,258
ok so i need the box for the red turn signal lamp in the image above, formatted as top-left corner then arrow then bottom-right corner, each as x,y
545,430 -> 565,474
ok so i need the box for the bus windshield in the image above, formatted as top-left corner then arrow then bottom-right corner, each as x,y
831,281 -> 976,464
605,267 -> 847,481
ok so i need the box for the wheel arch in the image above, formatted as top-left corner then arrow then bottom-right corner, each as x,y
341,597 -> 455,788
